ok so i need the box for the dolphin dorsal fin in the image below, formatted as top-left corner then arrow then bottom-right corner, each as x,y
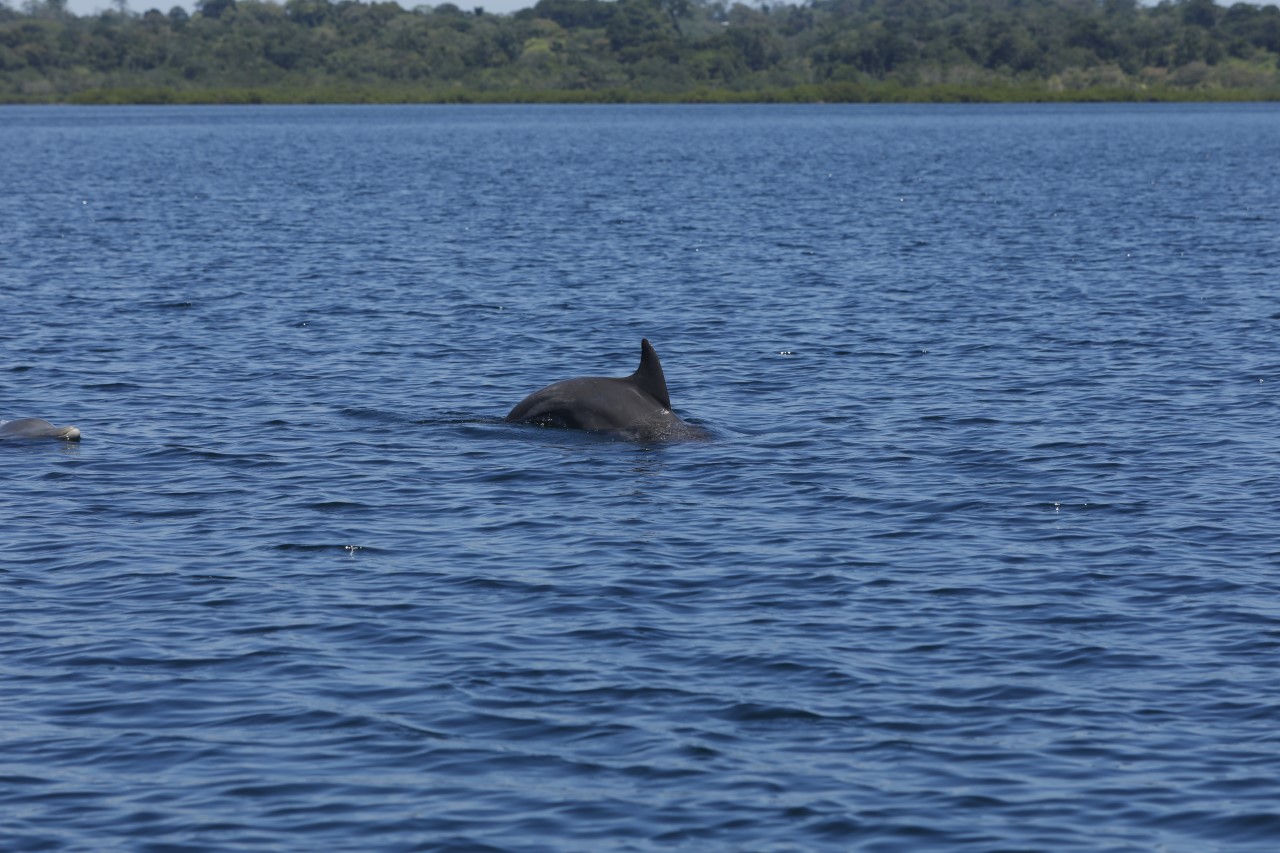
630,338 -> 671,409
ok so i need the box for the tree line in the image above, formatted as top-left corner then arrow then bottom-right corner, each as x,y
3,0 -> 1279,103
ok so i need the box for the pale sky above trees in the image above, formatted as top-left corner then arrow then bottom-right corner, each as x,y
47,0 -> 1280,26
59,0 -> 536,16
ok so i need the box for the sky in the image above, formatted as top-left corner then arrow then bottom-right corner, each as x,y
53,0 -> 1280,23
60,0 -> 536,15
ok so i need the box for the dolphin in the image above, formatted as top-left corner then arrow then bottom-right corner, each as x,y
506,339 -> 707,440
0,417 -> 81,441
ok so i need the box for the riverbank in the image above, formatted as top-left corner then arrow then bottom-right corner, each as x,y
6,81 -> 1276,106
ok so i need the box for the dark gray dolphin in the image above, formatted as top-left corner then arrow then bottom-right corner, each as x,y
0,417 -> 81,441
506,339 -> 707,440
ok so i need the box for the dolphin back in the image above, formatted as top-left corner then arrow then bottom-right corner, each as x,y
505,338 -> 706,440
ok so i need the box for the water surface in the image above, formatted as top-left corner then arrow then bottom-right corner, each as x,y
2,103 -> 1279,851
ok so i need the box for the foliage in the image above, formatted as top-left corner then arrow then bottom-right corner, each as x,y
2,0 -> 1279,102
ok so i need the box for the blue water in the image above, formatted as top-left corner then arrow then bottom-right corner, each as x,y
2,103 -> 1279,851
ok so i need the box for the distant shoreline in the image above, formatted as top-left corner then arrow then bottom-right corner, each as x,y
7,83 -> 1278,106
7,0 -> 1279,108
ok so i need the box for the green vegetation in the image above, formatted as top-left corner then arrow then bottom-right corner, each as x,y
3,0 -> 1279,103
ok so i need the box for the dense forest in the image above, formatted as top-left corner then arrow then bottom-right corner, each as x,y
3,0 -> 1280,102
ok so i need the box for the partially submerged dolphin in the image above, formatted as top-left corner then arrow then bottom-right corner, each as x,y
506,339 -> 707,440
0,418 -> 81,441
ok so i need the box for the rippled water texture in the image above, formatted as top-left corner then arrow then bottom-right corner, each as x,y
2,104 -> 1279,850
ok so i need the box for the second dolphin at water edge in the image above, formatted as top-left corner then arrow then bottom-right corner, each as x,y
0,418 -> 81,441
